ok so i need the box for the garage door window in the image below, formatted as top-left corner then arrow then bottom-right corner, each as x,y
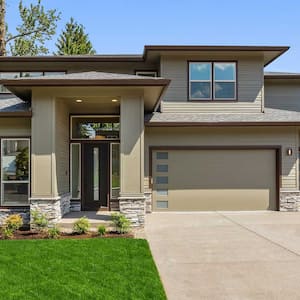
156,164 -> 168,172
156,152 -> 168,160
156,176 -> 168,184
157,189 -> 168,196
156,201 -> 168,209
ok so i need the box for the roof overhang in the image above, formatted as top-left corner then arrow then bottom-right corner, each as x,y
143,45 -> 289,66
0,74 -> 170,112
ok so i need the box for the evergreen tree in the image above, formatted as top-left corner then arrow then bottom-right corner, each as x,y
55,18 -> 95,55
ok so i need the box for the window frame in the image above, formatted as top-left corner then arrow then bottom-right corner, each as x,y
188,61 -> 237,101
0,137 -> 31,207
135,70 -> 158,77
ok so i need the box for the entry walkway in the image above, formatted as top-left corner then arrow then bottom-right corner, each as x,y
145,211 -> 300,300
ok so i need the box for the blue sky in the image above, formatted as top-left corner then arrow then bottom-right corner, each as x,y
5,0 -> 300,72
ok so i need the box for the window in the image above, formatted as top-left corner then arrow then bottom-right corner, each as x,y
1,139 -> 30,206
135,71 -> 157,77
189,62 -> 236,100
71,116 -> 120,140
111,143 -> 120,199
70,143 -> 81,199
156,152 -> 168,160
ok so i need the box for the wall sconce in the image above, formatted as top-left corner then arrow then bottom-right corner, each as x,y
287,148 -> 293,156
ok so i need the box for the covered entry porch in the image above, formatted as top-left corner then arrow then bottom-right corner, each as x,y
2,72 -> 169,226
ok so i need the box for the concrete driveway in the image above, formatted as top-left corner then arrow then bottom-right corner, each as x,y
145,212 -> 300,300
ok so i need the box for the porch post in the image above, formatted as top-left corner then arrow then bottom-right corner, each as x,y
30,89 -> 70,226
119,94 -> 145,226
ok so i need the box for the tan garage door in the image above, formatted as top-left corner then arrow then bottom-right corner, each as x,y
152,149 -> 277,211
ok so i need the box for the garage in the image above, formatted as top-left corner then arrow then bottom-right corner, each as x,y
151,148 -> 278,211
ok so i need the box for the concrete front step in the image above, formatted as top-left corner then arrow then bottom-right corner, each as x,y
58,211 -> 115,233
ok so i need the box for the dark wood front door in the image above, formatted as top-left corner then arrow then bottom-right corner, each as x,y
82,143 -> 109,210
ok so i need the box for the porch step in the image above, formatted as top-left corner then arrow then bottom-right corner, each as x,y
58,211 -> 114,233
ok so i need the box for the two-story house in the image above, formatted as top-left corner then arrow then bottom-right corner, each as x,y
0,45 -> 299,227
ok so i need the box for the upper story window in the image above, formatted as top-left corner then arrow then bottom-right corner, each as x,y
189,62 -> 236,101
135,71 -> 157,77
0,71 -> 66,93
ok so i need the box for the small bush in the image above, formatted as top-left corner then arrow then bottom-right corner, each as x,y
47,226 -> 61,239
1,227 -> 14,239
0,214 -> 23,239
73,217 -> 90,234
5,214 -> 23,231
31,210 -> 48,231
97,225 -> 106,236
111,213 -> 131,234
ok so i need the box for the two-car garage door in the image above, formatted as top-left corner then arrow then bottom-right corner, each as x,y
152,149 -> 277,211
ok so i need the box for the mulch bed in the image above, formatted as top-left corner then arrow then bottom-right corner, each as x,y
0,229 -> 133,240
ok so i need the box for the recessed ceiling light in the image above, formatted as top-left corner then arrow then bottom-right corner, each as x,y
112,99 -> 118,102
75,99 -> 83,103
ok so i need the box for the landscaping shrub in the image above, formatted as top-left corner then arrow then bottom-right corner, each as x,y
111,213 -> 131,234
31,210 -> 49,231
0,214 -> 23,239
47,226 -> 61,239
97,225 -> 106,236
72,217 -> 90,234
4,214 -> 23,231
1,227 -> 14,239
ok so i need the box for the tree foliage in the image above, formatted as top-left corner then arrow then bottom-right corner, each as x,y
0,0 -> 60,56
55,17 -> 95,55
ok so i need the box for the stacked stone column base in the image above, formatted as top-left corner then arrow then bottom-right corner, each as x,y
30,193 -> 71,228
280,191 -> 300,211
118,196 -> 146,227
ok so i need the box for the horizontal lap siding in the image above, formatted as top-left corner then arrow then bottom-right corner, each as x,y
0,118 -> 31,136
145,127 -> 298,190
265,82 -> 300,111
160,55 -> 264,113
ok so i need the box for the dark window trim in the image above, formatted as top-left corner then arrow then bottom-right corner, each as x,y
187,60 -> 238,102
0,136 -> 31,208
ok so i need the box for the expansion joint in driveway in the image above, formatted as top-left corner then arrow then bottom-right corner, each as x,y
217,211 -> 300,258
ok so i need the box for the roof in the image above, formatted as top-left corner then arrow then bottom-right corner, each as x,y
0,45 -> 289,66
0,71 -> 170,87
143,45 -> 289,66
0,94 -> 31,117
264,72 -> 300,80
145,108 -> 300,126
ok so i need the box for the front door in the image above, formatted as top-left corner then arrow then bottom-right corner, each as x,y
82,143 -> 109,210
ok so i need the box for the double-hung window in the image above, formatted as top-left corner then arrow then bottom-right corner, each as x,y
189,62 -> 236,100
1,138 -> 30,206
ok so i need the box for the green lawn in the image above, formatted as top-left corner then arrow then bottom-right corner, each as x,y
0,238 -> 166,300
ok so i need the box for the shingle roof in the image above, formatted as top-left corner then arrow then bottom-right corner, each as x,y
0,94 -> 30,112
2,71 -> 165,81
145,108 -> 300,126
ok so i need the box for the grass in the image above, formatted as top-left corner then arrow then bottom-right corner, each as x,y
0,238 -> 166,300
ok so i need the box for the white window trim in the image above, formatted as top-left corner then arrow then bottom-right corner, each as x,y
1,138 -> 30,206
189,62 -> 237,101
70,143 -> 81,200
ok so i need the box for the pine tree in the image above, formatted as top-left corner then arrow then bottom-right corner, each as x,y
55,18 -> 96,55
